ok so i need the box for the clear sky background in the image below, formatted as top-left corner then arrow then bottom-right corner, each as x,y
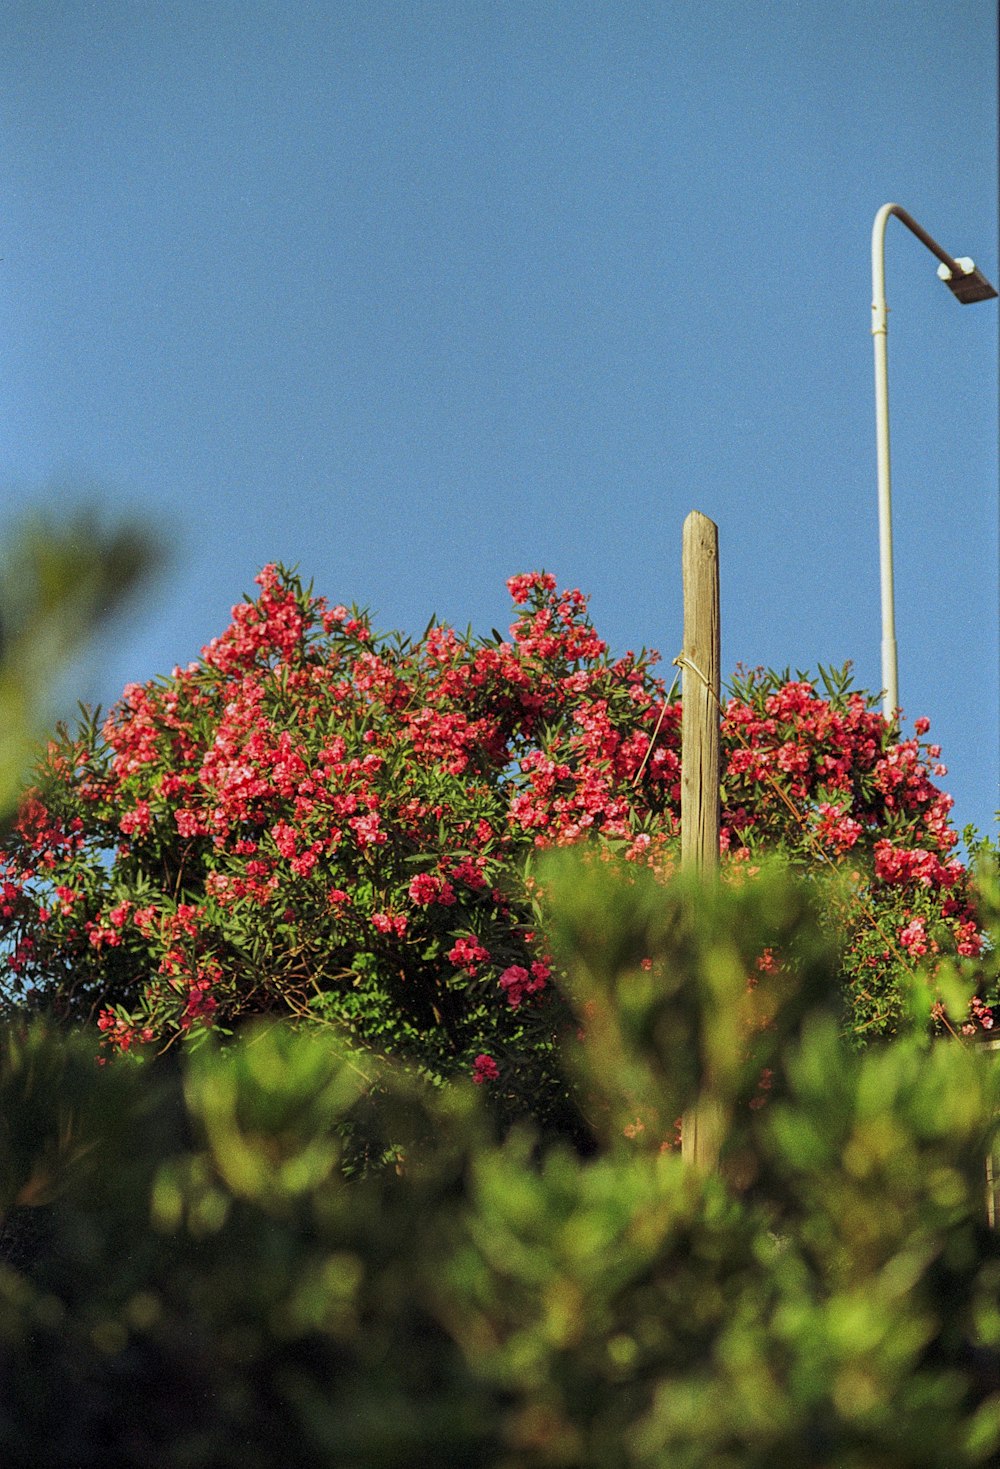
3,2 -> 998,838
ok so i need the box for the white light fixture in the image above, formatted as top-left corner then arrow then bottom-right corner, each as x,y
871,204 -> 997,723
935,257 -> 999,306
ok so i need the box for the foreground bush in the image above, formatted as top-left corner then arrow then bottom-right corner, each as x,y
0,567 -> 990,1144
0,510 -> 154,821
2,860 -> 1000,1467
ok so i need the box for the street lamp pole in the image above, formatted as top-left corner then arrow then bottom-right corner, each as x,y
870,203 -> 997,724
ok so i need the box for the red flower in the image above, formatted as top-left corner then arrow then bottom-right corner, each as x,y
448,935 -> 489,975
408,872 -> 456,907
498,960 -> 549,1008
472,1053 -> 500,1085
371,911 -> 407,937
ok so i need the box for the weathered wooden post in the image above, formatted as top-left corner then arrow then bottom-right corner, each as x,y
679,510 -> 723,1174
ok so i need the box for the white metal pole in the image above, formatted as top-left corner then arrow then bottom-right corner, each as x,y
870,203 -> 981,726
871,204 -> 898,723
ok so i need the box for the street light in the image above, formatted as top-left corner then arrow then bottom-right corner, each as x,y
871,203 -> 997,723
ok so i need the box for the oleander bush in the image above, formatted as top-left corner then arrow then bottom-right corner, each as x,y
0,565 -> 993,1152
2,856 -> 1000,1468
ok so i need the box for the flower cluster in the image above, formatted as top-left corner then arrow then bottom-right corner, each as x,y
0,567 -> 991,1115
718,664 -> 988,1031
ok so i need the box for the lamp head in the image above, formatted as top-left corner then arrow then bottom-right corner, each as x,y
937,257 -> 999,304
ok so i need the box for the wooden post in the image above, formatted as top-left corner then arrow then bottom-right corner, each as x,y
679,511 -> 723,1174
680,512 -> 720,878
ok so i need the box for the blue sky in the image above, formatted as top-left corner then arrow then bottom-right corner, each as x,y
3,1 -> 997,837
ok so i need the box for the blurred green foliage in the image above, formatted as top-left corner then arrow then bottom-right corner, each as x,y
539,852 -> 840,1155
2,855 -> 1000,1466
0,511 -> 155,819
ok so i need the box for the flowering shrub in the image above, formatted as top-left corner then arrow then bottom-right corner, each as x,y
0,565 -> 992,1125
718,663 -> 991,1037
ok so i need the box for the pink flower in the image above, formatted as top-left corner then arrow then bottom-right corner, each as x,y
182,978 -> 218,1027
625,832 -> 652,862
350,811 -> 386,848
498,960 -> 549,1008
815,802 -> 863,853
87,920 -> 121,950
899,917 -> 928,956
290,849 -> 318,877
408,872 -> 456,906
371,911 -> 407,937
448,935 -> 489,975
174,808 -> 206,838
970,995 -> 994,1029
97,1010 -> 136,1051
472,1053 -> 499,1085
506,571 -> 557,604
956,921 -> 983,957
271,820 -> 298,859
119,801 -> 152,837
449,857 -> 486,891
498,964 -> 529,1006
